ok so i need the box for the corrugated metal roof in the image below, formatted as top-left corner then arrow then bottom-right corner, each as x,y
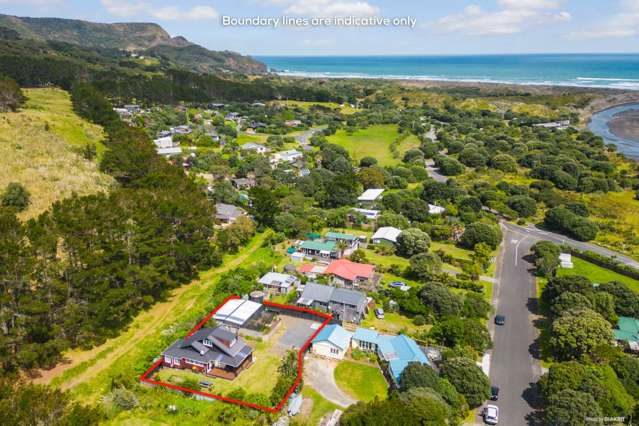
312,324 -> 353,350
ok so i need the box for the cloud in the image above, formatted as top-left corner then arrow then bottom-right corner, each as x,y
0,0 -> 64,5
567,0 -> 639,39
100,0 -> 218,21
434,0 -> 570,36
151,6 -> 218,21
258,0 -> 380,17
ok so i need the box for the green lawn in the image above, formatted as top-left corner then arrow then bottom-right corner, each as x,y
237,133 -> 269,145
300,386 -> 341,425
431,242 -> 473,261
334,361 -> 388,402
557,257 -> 639,293
361,310 -> 430,336
327,124 -> 415,166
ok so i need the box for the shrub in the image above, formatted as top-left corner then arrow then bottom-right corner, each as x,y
459,222 -> 502,250
440,357 -> 490,408
1,182 -> 31,211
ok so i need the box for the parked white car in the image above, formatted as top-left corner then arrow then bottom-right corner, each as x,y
483,405 -> 499,425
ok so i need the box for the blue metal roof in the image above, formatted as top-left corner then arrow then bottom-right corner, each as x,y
353,327 -> 379,344
312,324 -> 353,351
376,334 -> 431,382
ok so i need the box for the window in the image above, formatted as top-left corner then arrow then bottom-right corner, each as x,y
330,347 -> 340,355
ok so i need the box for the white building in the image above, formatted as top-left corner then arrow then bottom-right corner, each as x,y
270,149 -> 303,166
428,204 -> 446,215
352,208 -> 380,220
372,227 -> 402,245
357,188 -> 385,206
241,142 -> 269,154
213,298 -> 263,328
559,253 -> 574,269
311,324 -> 352,360
157,147 -> 182,157
153,135 -> 174,149
258,272 -> 300,295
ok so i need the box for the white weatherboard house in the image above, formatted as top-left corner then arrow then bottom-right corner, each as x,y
357,188 -> 385,206
428,204 -> 446,215
372,227 -> 402,245
258,272 -> 300,295
311,324 -> 352,360
241,142 -> 269,154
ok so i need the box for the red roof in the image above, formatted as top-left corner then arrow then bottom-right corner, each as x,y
298,263 -> 315,274
325,259 -> 375,281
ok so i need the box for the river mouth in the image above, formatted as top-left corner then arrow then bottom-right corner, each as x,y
588,103 -> 639,160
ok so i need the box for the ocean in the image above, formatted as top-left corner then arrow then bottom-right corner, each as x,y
256,54 -> 639,90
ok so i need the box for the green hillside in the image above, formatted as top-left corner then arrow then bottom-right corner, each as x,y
0,14 -> 265,74
0,88 -> 114,219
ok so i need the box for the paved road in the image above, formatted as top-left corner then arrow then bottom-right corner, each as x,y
504,222 -> 639,269
425,158 -> 449,183
296,127 -> 324,149
489,225 -> 541,426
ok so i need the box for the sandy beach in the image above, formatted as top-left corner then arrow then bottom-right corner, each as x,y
609,110 -> 639,142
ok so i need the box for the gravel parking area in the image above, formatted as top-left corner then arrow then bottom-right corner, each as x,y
276,315 -> 321,349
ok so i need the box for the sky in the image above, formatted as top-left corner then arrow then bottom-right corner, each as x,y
1,0 -> 639,55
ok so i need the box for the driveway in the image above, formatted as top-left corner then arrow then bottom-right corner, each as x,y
303,356 -> 356,408
276,315 -> 320,350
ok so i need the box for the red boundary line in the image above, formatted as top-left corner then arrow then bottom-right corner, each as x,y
139,295 -> 332,413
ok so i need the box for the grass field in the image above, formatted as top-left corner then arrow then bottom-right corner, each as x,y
0,88 -> 113,219
269,100 -> 357,114
585,190 -> 639,259
361,310 -> 430,336
557,257 -> 639,293
334,361 -> 388,402
327,125 -> 419,167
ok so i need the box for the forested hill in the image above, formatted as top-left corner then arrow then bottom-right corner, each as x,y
0,14 -> 266,74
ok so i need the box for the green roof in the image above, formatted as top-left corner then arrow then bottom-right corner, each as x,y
326,231 -> 357,241
614,316 -> 639,343
300,240 -> 337,252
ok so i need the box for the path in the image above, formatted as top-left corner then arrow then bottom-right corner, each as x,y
33,232 -> 269,388
303,357 -> 356,408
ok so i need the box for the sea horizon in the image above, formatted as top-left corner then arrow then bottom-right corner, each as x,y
256,53 -> 639,90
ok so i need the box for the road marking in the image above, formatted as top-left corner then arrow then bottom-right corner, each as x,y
514,236 -> 528,266
510,239 -> 518,244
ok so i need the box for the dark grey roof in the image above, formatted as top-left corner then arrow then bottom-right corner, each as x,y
300,282 -> 334,304
215,203 -> 245,221
301,283 -> 366,312
163,327 -> 252,368
331,287 -> 367,310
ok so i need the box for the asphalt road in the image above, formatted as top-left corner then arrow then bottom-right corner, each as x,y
504,222 -> 639,269
425,158 -> 449,183
488,223 -> 639,425
489,226 -> 541,426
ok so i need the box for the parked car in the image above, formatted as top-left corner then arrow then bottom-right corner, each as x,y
490,386 -> 499,401
494,314 -> 506,325
483,405 -> 499,425
375,308 -> 385,319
